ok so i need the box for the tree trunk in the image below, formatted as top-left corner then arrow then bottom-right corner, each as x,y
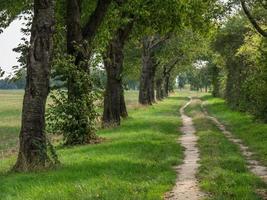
120,86 -> 128,118
66,0 -> 112,99
102,20 -> 133,126
103,48 -> 124,126
65,0 -> 112,143
240,0 -> 267,38
66,0 -> 87,100
150,63 -> 156,103
156,79 -> 164,101
139,38 -> 156,105
13,0 -> 55,172
211,65 -> 220,97
164,74 -> 170,97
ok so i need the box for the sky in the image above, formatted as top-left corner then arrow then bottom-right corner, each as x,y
0,18 -> 26,77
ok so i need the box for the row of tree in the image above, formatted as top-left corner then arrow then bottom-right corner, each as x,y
175,0 -> 267,122
2,0 -> 265,173
1,0 -> 219,172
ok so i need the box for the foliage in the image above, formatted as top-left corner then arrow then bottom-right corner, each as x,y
0,0 -> 31,33
0,77 -> 25,89
46,55 -> 100,145
210,13 -> 267,121
237,33 -> 267,120
186,63 -> 212,91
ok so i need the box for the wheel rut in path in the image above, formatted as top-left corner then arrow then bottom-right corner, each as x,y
201,101 -> 267,198
165,98 -> 205,200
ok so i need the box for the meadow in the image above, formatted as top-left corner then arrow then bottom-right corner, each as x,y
0,90 -> 185,200
0,90 -> 140,158
185,98 -> 266,199
1,90 -> 267,199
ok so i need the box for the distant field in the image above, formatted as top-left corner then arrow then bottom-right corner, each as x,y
0,90 -> 139,158
0,90 -> 23,157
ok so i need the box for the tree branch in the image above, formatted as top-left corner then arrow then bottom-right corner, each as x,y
240,0 -> 267,37
150,35 -> 170,50
82,0 -> 112,41
117,14 -> 135,43
165,57 -> 180,74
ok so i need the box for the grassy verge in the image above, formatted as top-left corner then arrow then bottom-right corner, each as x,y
203,96 -> 267,166
185,98 -> 264,200
0,94 -> 184,200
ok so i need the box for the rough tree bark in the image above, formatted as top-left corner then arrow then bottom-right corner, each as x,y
156,65 -> 167,101
13,0 -> 55,172
139,37 -> 158,105
65,0 -> 112,144
163,57 -> 179,97
139,36 -> 172,104
66,0 -> 112,99
66,0 -> 84,100
120,85 -> 128,117
103,20 -> 134,126
164,73 -> 170,97
156,78 -> 164,101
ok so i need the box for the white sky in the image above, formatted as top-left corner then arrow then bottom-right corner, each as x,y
0,18 -> 26,77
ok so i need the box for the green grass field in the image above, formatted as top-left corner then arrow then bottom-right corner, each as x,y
0,91 -> 185,200
185,98 -> 265,199
0,90 -> 139,158
1,90 -> 267,199
203,96 -> 267,167
0,90 -> 24,157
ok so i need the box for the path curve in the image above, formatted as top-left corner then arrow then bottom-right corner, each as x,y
165,98 -> 204,200
201,101 -> 267,198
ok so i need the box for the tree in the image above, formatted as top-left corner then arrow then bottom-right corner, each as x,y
240,0 -> 267,37
102,13 -> 134,126
13,0 -> 55,172
139,36 -> 167,105
212,15 -> 249,108
156,56 -> 180,100
0,1 -> 30,33
61,0 -> 112,144
137,0 -> 221,104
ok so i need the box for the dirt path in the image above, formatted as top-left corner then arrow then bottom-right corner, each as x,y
201,101 -> 267,198
165,98 -> 204,200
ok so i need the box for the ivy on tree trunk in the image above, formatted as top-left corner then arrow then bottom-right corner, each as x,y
64,0 -> 112,144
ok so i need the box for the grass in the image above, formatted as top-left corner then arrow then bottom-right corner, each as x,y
0,90 -> 139,157
0,93 -> 185,200
185,98 -> 265,200
2,90 -> 267,199
0,90 -> 23,155
202,96 -> 267,166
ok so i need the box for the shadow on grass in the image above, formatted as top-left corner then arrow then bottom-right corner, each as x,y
0,131 -> 181,199
0,95 -> 184,200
